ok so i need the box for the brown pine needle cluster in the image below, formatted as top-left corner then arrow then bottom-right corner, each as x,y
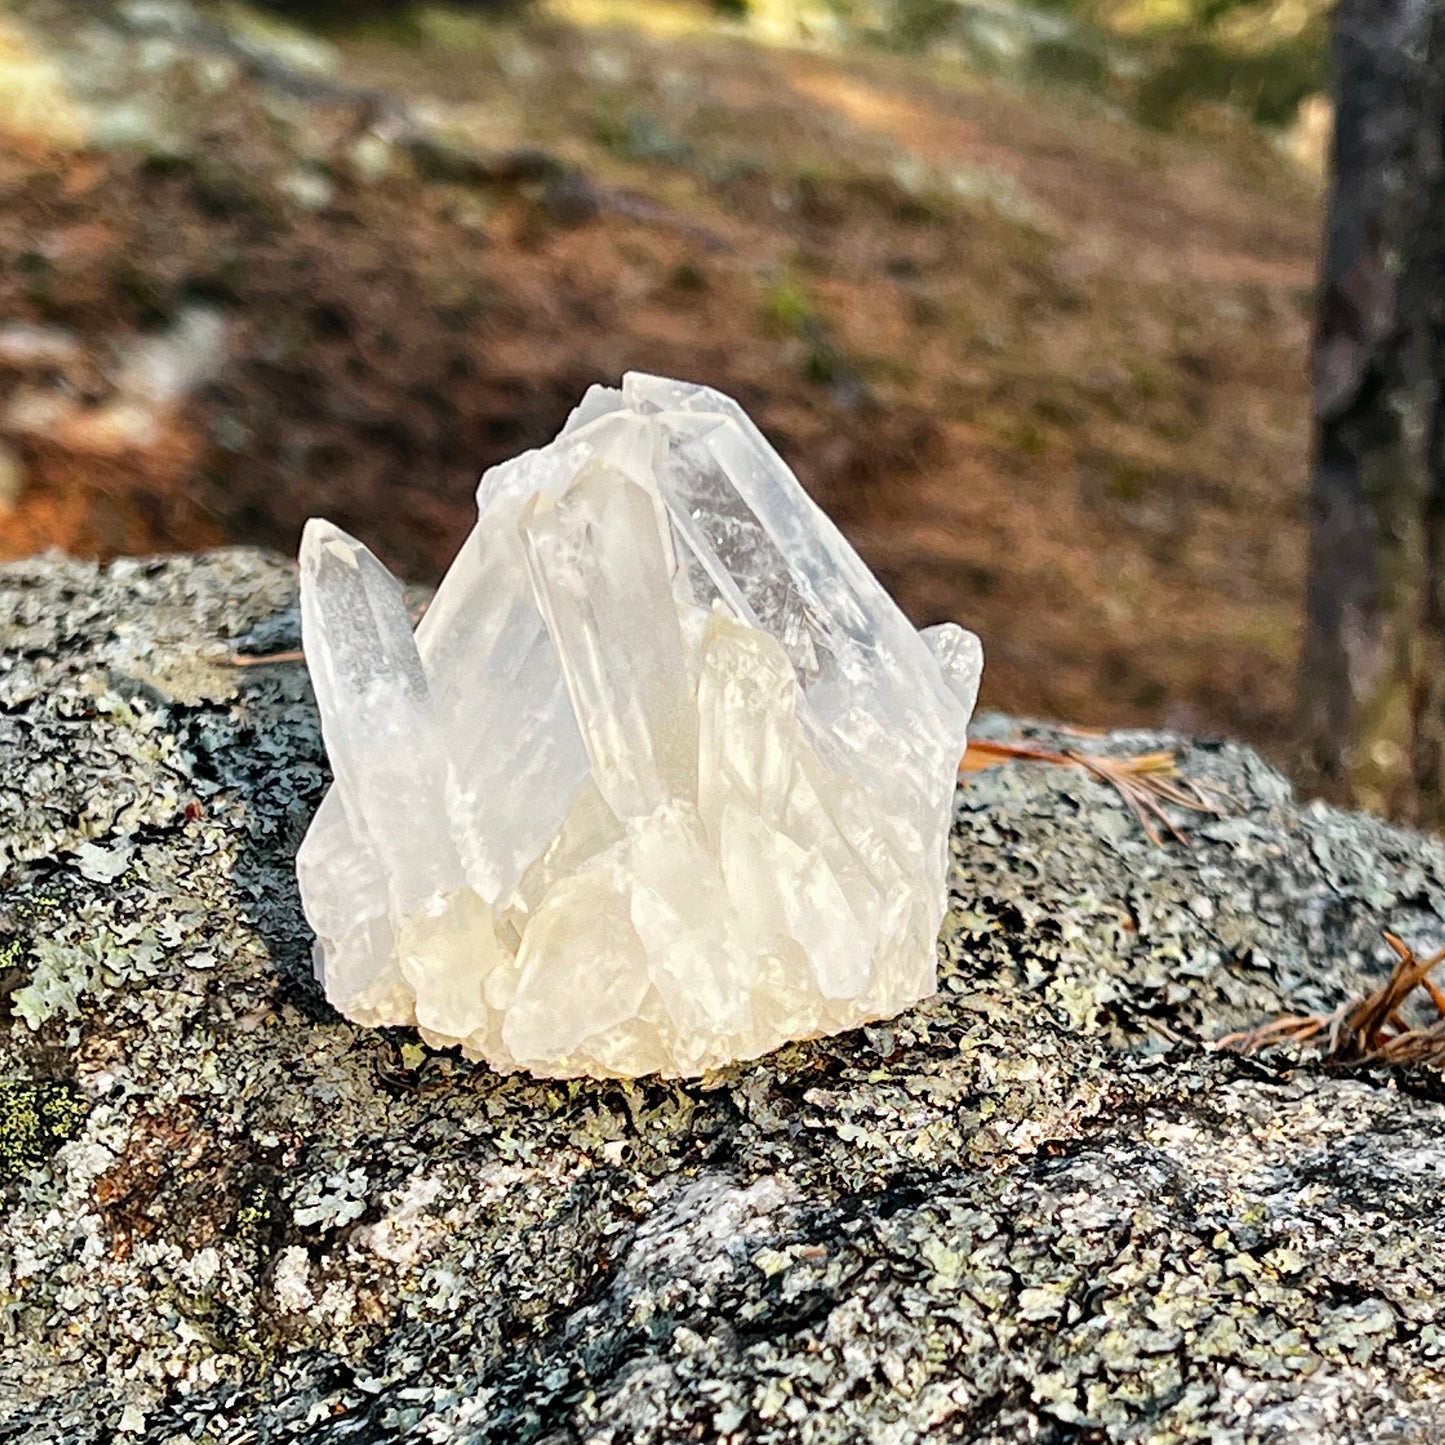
960,737 -> 1226,845
1221,932 -> 1445,1068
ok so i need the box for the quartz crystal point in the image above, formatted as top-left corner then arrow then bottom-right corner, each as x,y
297,373 -> 983,1079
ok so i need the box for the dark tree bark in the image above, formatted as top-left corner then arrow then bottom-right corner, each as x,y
1300,0 -> 1445,824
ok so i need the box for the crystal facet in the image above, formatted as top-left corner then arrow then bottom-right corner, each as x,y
297,373 -> 983,1079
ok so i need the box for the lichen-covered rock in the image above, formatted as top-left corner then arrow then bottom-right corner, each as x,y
2,549 -> 1445,1443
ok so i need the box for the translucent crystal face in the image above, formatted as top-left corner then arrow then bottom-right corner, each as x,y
297,373 -> 982,1079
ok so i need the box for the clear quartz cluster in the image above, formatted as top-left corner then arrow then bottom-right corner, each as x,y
297,373 -> 982,1079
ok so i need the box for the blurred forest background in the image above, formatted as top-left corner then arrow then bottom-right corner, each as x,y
0,0 -> 1327,760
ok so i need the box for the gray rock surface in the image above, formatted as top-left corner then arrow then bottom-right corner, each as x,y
2,549 -> 1445,1444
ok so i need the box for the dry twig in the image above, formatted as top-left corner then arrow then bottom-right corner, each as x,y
960,738 -> 1226,845
1221,932 -> 1445,1067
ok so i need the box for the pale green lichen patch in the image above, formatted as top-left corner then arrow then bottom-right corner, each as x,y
2,549 -> 1445,1442
0,1079 -> 89,1183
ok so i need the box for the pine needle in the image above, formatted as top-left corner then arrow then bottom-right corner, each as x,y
960,738 -> 1226,845
230,649 -> 304,666
229,592 -> 431,667
1221,932 -> 1445,1068
226,662 -> 1225,850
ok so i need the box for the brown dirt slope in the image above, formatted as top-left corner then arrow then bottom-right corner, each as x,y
0,2 -> 1319,753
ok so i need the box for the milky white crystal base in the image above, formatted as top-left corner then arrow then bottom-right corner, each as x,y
297,373 -> 981,1079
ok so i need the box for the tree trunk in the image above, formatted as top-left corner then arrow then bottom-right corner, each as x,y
1300,0 -> 1445,825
